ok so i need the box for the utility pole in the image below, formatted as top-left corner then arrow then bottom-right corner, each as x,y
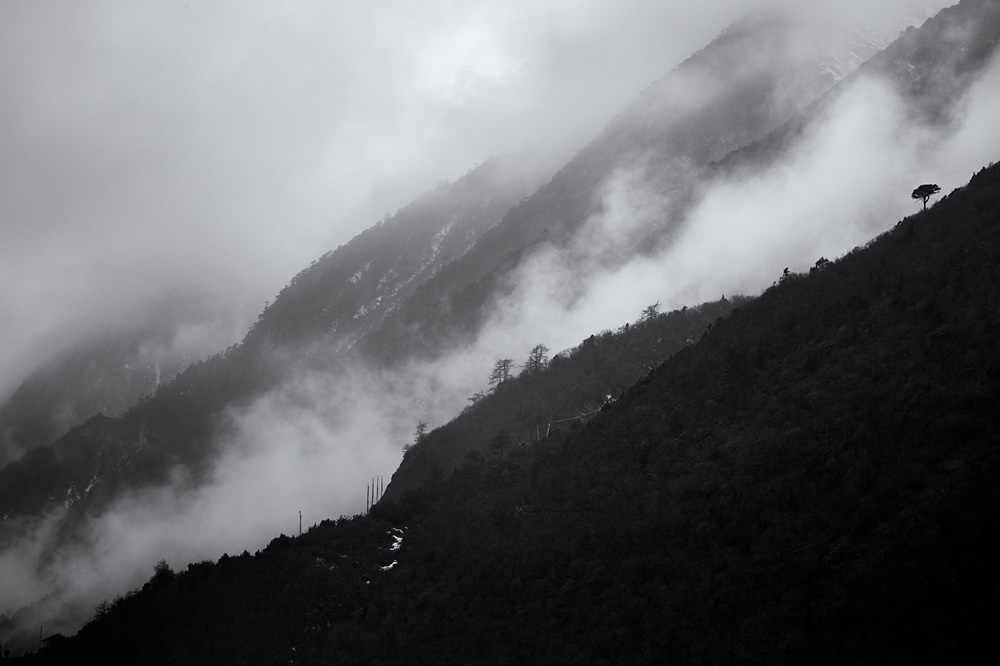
299,510 -> 302,537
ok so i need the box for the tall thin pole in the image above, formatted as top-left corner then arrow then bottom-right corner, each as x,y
299,510 -> 302,537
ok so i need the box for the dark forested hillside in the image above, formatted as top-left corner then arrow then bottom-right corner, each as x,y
26,160 -> 1000,664
383,296 -> 746,501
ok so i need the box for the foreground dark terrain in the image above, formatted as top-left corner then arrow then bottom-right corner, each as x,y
18,158 -> 1000,664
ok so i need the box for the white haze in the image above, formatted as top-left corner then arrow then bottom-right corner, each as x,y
4,0 -> 983,646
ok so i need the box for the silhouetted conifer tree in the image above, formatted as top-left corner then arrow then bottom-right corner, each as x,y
911,183 -> 941,210
523,344 -> 550,374
489,358 -> 514,391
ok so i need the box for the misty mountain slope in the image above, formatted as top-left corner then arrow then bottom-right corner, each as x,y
0,340 -> 161,468
30,159 -> 1000,665
382,296 -> 747,502
870,0 -> 1000,123
0,156 -> 543,525
0,299 -> 245,469
357,12 -> 896,364
713,0 -> 1000,174
0,152 -> 549,648
245,153 -> 547,353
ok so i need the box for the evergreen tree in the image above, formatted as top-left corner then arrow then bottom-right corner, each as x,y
641,302 -> 661,322
414,421 -> 428,445
523,344 -> 550,374
911,183 -> 941,210
488,358 -> 514,391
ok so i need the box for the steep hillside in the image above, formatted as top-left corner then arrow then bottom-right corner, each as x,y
383,296 -> 746,501
26,157 -> 1000,665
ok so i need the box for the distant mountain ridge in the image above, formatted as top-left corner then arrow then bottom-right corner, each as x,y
0,319 -> 197,467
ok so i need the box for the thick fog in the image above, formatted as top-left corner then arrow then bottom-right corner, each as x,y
1,0 -> 747,400
2,0 -> 978,649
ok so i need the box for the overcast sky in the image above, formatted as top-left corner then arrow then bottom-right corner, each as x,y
0,0 -> 946,398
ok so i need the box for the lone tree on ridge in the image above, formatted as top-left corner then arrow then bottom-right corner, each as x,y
911,183 -> 941,210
